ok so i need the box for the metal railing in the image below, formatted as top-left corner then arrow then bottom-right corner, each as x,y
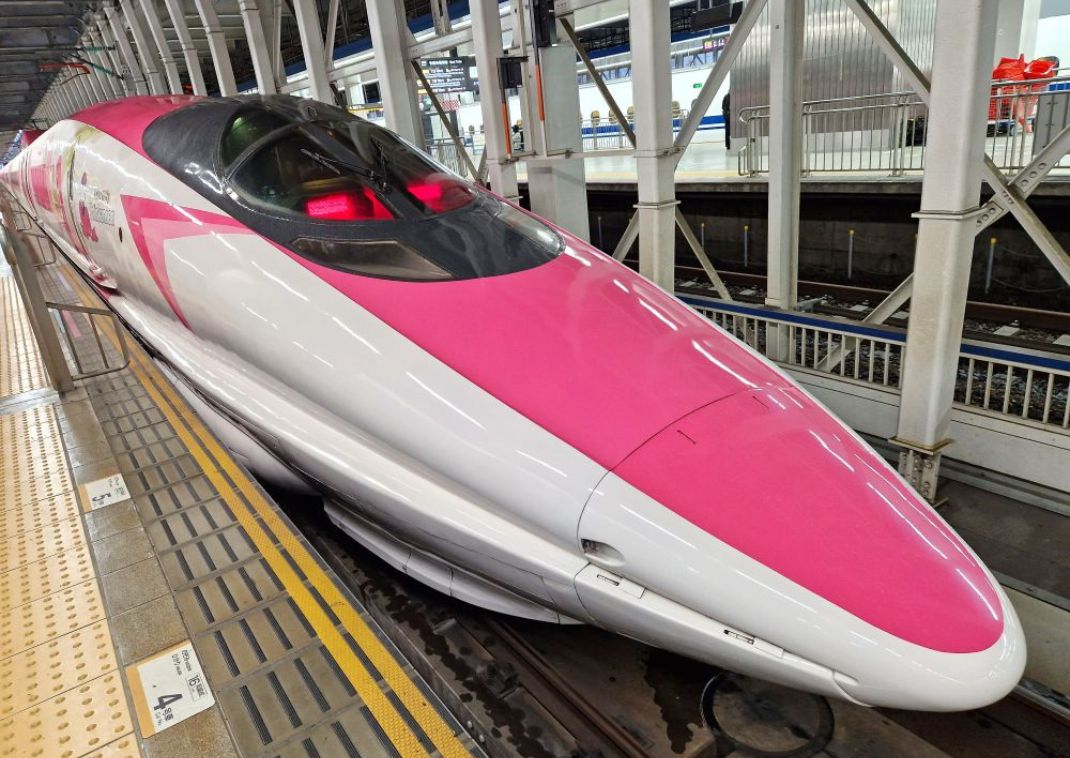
682,295 -> 1070,432
424,137 -> 480,178
47,300 -> 130,381
1,189 -> 128,385
738,76 -> 1070,177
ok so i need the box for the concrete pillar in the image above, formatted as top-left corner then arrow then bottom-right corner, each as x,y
192,0 -> 237,95
138,0 -> 184,94
103,5 -> 149,95
120,0 -> 167,95
894,0 -> 999,498
237,0 -> 278,94
765,0 -> 804,316
993,0 -> 1025,64
526,40 -> 589,240
630,0 -> 676,291
470,0 -> 518,199
96,14 -> 136,96
365,0 -> 424,144
291,0 -> 334,103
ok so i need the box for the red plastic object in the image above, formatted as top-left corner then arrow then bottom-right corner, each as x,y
1024,58 -> 1055,81
406,175 -> 474,214
304,188 -> 392,220
990,56 -> 1026,121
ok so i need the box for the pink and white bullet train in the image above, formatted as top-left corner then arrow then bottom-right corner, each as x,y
2,96 -> 1025,711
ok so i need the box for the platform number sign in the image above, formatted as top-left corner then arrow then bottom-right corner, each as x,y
128,641 -> 215,736
80,473 -> 131,511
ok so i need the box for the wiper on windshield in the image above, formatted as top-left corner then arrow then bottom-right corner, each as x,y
300,147 -> 387,190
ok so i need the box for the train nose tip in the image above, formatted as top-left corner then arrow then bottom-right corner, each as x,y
834,589 -> 1028,711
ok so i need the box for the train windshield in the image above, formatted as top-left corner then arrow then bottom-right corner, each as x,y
144,96 -> 564,281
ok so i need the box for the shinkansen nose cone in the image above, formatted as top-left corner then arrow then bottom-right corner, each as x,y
578,385 -> 1025,710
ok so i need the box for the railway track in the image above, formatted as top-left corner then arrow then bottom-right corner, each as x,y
654,262 -> 1070,337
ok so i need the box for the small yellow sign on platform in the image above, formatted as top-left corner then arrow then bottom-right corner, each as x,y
126,640 -> 215,737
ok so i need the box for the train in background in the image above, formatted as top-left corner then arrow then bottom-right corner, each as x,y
0,94 -> 1025,711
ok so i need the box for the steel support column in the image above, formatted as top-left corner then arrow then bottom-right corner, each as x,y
138,0 -> 183,93
87,24 -> 123,99
120,0 -> 167,94
193,0 -> 236,95
237,0 -> 278,93
525,38 -> 590,241
893,0 -> 998,498
87,58 -> 111,102
765,0 -> 804,315
165,0 -> 207,95
103,4 -> 149,95
324,0 -> 340,67
96,14 -> 137,95
71,73 -> 94,110
470,0 -> 518,200
365,0 -> 423,144
79,35 -> 109,103
629,0 -> 676,291
291,0 -> 333,103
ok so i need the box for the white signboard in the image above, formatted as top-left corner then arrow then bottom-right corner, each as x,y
128,641 -> 215,736
80,473 -> 130,511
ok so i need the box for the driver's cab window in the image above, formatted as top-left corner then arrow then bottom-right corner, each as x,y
229,132 -> 392,220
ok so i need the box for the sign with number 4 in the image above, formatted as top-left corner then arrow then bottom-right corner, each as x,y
127,640 -> 215,736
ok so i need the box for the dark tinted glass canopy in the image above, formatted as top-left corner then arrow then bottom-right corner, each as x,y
144,96 -> 562,281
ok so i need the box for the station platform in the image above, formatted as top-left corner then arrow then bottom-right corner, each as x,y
0,253 -> 478,756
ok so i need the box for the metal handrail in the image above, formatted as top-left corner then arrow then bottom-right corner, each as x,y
738,77 -> 1070,177
46,300 -> 131,380
683,294 -> 1070,432
1,188 -> 128,384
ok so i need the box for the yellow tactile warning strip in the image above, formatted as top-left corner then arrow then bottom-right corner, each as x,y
0,541 -> 95,613
1,275 -> 138,755
58,240 -> 473,756
0,620 -> 119,718
0,672 -> 134,758
0,580 -> 106,658
0,269 -> 48,398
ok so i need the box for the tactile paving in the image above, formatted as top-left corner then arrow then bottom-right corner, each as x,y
0,515 -> 85,574
0,620 -> 118,718
83,734 -> 141,758
0,470 -> 72,512
0,671 -> 133,758
0,432 -> 65,479
0,542 -> 95,612
0,580 -> 106,658
0,271 -> 47,398
0,491 -> 80,540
